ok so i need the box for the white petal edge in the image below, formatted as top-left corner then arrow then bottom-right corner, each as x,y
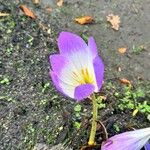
59,50 -> 98,97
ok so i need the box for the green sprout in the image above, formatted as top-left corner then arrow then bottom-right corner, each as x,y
96,96 -> 106,109
117,86 -> 150,119
132,45 -> 145,54
0,77 -> 10,85
74,121 -> 81,129
74,104 -> 82,118
42,82 -> 50,93
113,123 -> 120,132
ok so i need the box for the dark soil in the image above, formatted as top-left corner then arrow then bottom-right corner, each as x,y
0,0 -> 150,150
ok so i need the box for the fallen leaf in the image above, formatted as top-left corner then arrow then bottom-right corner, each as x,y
107,14 -> 120,30
132,109 -> 139,117
119,78 -> 132,87
118,47 -> 127,54
57,0 -> 63,7
19,5 -> 36,19
0,12 -> 10,17
75,16 -> 93,25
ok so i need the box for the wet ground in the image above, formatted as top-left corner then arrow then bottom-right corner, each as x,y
0,0 -> 150,150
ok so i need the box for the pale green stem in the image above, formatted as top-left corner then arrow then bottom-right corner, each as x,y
88,93 -> 97,146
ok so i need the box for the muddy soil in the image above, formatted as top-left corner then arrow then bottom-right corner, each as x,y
0,0 -> 150,150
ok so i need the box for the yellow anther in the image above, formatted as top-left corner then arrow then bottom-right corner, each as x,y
72,68 -> 94,85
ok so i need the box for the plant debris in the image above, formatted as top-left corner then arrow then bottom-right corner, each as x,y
57,0 -> 64,7
119,78 -> 132,87
118,47 -> 127,54
0,12 -> 10,16
117,66 -> 122,72
107,14 -> 120,30
19,4 -> 36,19
33,0 -> 40,4
75,16 -> 93,25
132,109 -> 139,117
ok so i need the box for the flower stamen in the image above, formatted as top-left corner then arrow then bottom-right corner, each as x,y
72,68 -> 94,85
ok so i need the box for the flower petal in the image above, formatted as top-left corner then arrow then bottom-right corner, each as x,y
50,71 -> 63,93
59,49 -> 95,87
101,127 -> 150,150
49,31 -> 105,100
88,37 -> 98,58
93,56 -> 104,91
74,84 -> 95,101
144,143 -> 150,150
58,31 -> 88,55
50,54 -> 68,75
50,71 -> 75,98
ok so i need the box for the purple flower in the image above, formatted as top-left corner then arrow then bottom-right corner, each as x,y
144,143 -> 150,150
101,127 -> 150,150
49,31 -> 104,101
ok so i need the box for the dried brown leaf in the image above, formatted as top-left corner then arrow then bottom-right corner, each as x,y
119,78 -> 132,87
107,14 -> 120,30
0,12 -> 10,17
20,4 -> 36,19
118,47 -> 127,54
57,0 -> 63,7
75,16 -> 93,25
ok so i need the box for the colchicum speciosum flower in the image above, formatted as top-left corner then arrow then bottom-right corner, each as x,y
101,127 -> 150,150
145,143 -> 150,150
49,31 -> 104,101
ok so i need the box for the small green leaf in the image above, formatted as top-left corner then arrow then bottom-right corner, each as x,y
113,124 -> 120,132
74,121 -> 81,129
74,104 -> 82,112
0,77 -> 10,85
